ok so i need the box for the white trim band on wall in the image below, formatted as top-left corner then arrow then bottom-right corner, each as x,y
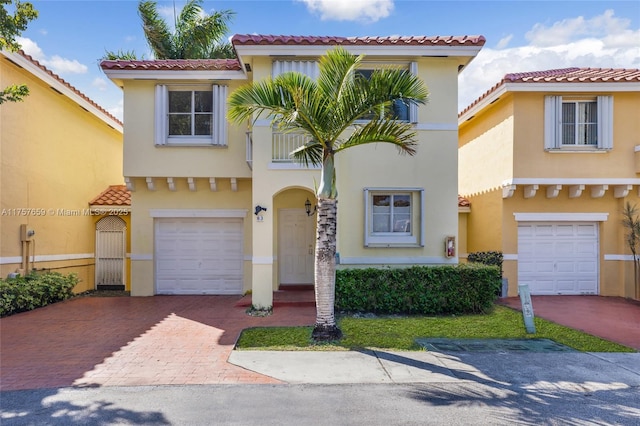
252,257 -> 274,265
513,213 -> 609,222
339,256 -> 458,265
502,254 -> 518,261
149,209 -> 248,218
604,255 -> 635,261
0,253 -> 94,265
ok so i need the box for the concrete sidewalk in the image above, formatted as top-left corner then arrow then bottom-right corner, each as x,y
229,350 -> 640,388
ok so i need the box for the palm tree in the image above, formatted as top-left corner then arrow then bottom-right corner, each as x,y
104,0 -> 234,60
138,0 -> 234,59
228,47 -> 428,340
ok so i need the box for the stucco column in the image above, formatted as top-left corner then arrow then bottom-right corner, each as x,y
250,124 -> 275,309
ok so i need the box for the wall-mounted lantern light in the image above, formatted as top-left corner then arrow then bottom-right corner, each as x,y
305,199 -> 317,216
254,205 -> 267,215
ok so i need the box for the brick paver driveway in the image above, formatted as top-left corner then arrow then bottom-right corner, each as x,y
0,295 -> 316,391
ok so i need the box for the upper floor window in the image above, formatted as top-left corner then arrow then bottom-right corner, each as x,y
155,84 -> 227,146
561,100 -> 597,146
272,60 -> 418,123
544,95 -> 613,151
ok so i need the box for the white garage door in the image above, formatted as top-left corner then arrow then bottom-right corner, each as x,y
518,222 -> 598,295
155,218 -> 243,295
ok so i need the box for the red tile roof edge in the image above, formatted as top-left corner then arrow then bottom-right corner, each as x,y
13,50 -> 123,127
100,58 -> 242,71
232,34 -> 486,47
89,185 -> 131,206
458,196 -> 470,208
459,67 -> 640,118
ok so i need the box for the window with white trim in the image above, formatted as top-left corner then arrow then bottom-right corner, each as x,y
364,188 -> 424,247
272,60 -> 418,123
155,84 -> 227,146
544,95 -> 613,150
355,62 -> 418,123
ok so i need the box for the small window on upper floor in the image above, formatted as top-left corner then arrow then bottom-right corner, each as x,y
155,84 -> 227,146
544,95 -> 613,151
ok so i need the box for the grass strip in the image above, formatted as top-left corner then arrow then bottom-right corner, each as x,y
236,306 -> 635,353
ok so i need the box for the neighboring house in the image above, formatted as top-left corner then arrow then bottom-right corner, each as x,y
100,34 -> 485,307
458,68 -> 640,299
0,50 -> 126,292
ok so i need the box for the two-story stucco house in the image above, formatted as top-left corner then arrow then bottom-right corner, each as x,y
459,68 -> 640,300
100,34 -> 485,308
1,50 -> 128,292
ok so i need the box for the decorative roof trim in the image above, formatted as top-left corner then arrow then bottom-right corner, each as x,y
2,50 -> 123,131
231,34 -> 486,47
231,34 -> 485,67
459,67 -> 640,123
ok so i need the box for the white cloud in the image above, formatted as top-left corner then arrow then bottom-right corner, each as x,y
495,35 -> 512,49
459,10 -> 640,112
16,37 -> 88,75
92,77 -> 109,92
107,99 -> 124,122
297,0 -> 393,23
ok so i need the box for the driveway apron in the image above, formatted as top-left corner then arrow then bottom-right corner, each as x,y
0,295 -> 315,391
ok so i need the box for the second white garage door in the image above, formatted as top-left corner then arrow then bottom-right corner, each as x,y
518,222 -> 598,295
155,218 -> 243,295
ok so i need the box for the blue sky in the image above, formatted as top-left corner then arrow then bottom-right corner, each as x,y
16,0 -> 640,120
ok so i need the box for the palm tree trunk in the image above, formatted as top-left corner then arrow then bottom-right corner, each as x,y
312,197 -> 342,341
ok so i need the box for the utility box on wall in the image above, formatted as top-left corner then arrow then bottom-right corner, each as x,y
20,224 -> 35,242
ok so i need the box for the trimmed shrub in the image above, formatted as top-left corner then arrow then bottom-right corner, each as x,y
467,251 -> 503,276
0,272 -> 79,317
335,264 -> 501,315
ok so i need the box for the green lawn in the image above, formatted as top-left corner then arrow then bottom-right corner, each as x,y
236,306 -> 635,353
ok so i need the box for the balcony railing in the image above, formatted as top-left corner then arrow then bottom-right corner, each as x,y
245,131 -> 252,170
272,131 -> 310,162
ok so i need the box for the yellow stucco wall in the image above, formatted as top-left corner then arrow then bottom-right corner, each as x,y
458,95 -> 514,196
512,92 -> 640,178
1,55 -> 123,292
126,178 -> 252,296
460,89 -> 640,299
121,80 -> 251,179
120,55 -> 465,302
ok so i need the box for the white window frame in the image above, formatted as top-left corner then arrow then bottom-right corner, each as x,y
155,84 -> 228,147
364,188 -> 425,247
544,95 -> 613,151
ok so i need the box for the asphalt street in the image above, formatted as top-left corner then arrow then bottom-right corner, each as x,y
1,382 -> 639,425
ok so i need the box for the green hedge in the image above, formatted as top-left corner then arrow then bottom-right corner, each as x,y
335,264 -> 500,315
0,272 -> 79,317
467,251 -> 503,276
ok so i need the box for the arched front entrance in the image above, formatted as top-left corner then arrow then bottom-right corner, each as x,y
274,188 -> 316,288
95,216 -> 126,290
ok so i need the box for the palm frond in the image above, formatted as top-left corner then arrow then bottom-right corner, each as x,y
290,139 -> 324,167
335,119 -> 418,156
138,0 -> 173,59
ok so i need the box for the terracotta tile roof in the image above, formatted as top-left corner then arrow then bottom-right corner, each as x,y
458,196 -> 470,208
460,67 -> 640,117
99,58 -> 242,71
14,51 -> 122,127
232,34 -> 486,47
89,185 -> 131,206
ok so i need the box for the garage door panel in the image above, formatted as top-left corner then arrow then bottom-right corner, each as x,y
155,217 -> 244,295
518,222 -> 598,295
555,224 -> 575,236
534,225 -> 554,236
